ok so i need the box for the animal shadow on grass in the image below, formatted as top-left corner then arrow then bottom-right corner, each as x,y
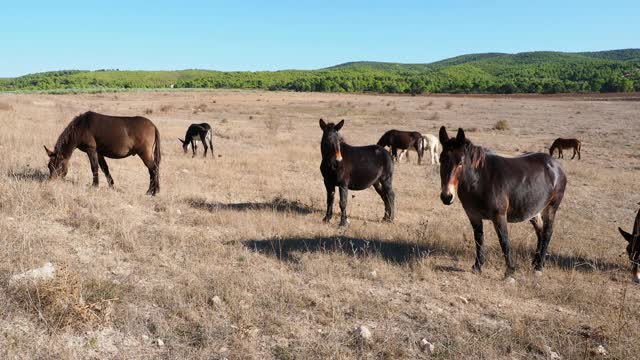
7,167 -> 48,182
243,236 -> 465,265
188,196 -> 318,215
510,244 -> 624,273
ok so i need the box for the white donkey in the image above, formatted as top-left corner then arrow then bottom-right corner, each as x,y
398,133 -> 441,165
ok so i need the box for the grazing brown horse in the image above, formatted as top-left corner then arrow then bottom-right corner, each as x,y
377,130 -> 425,164
179,123 -> 214,157
439,127 -> 567,277
618,207 -> 640,283
320,119 -> 395,226
549,138 -> 581,160
44,111 -> 161,195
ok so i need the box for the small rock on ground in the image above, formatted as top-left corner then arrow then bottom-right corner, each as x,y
354,325 -> 372,342
420,338 -> 435,354
10,262 -> 55,285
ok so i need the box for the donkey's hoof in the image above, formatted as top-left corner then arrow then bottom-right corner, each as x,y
339,219 -> 349,227
471,265 -> 482,274
322,217 -> 331,223
505,276 -> 516,285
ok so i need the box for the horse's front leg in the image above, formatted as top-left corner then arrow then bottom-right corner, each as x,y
191,140 -> 196,158
469,216 -> 485,273
492,215 -> 515,278
391,147 -> 398,162
87,151 -> 99,187
97,154 -> 114,187
338,186 -> 348,227
323,181 -> 335,223
571,147 -> 577,160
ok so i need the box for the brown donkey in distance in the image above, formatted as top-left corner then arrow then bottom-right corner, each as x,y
377,129 -> 425,164
549,138 -> 581,159
44,111 -> 161,195
618,207 -> 640,283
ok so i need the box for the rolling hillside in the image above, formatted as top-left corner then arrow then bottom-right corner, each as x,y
1,49 -> 639,94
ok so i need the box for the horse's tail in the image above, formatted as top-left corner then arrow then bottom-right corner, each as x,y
153,126 -> 161,169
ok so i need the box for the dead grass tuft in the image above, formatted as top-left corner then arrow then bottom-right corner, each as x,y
426,112 -> 440,121
8,266 -> 124,331
493,119 -> 510,131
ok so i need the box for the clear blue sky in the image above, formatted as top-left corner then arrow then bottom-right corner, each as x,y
1,1 -> 638,77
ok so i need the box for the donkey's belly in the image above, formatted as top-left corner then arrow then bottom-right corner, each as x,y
506,189 -> 550,223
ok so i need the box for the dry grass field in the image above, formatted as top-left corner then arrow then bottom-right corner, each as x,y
0,90 -> 639,359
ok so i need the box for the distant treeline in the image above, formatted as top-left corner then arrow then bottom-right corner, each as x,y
1,50 -> 639,94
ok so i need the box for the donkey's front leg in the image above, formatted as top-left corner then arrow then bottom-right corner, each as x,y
323,181 -> 335,223
87,151 -> 99,187
493,215 -> 515,277
338,186 -> 348,227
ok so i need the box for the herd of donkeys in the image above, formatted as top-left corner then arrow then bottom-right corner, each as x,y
41,111 -> 639,283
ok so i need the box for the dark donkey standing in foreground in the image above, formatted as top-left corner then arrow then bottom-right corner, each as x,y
618,207 -> 640,283
377,129 -> 425,164
320,119 -> 395,226
44,111 -> 161,195
179,123 -> 214,157
439,127 -> 567,277
549,138 -> 581,160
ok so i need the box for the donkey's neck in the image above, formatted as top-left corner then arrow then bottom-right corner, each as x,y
54,121 -> 80,158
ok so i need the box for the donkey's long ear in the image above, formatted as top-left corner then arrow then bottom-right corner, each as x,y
619,227 -> 634,243
335,119 -> 344,131
456,128 -> 466,144
439,126 -> 449,144
44,145 -> 55,157
319,119 -> 327,130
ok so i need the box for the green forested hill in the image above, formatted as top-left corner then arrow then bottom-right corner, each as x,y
1,49 -> 639,94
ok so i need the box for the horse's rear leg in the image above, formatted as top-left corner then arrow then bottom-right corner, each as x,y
140,151 -> 159,196
98,154 -> 114,187
415,142 -> 423,165
87,151 -> 99,187
493,215 -> 515,277
209,139 -> 214,158
373,180 -> 394,222
201,136 -> 208,158
529,214 -> 544,271
535,206 -> 558,271
571,148 -> 577,160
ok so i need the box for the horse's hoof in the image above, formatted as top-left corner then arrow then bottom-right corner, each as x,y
471,265 -> 482,274
534,270 -> 543,277
322,217 -> 331,223
504,268 -> 516,278
505,276 -> 516,285
339,220 -> 349,227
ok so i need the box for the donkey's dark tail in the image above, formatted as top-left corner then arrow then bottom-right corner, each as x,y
153,126 -> 161,191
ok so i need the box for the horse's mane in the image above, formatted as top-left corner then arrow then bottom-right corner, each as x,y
54,112 -> 88,152
464,139 -> 487,169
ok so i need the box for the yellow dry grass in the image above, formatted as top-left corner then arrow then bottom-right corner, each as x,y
0,90 -> 639,359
